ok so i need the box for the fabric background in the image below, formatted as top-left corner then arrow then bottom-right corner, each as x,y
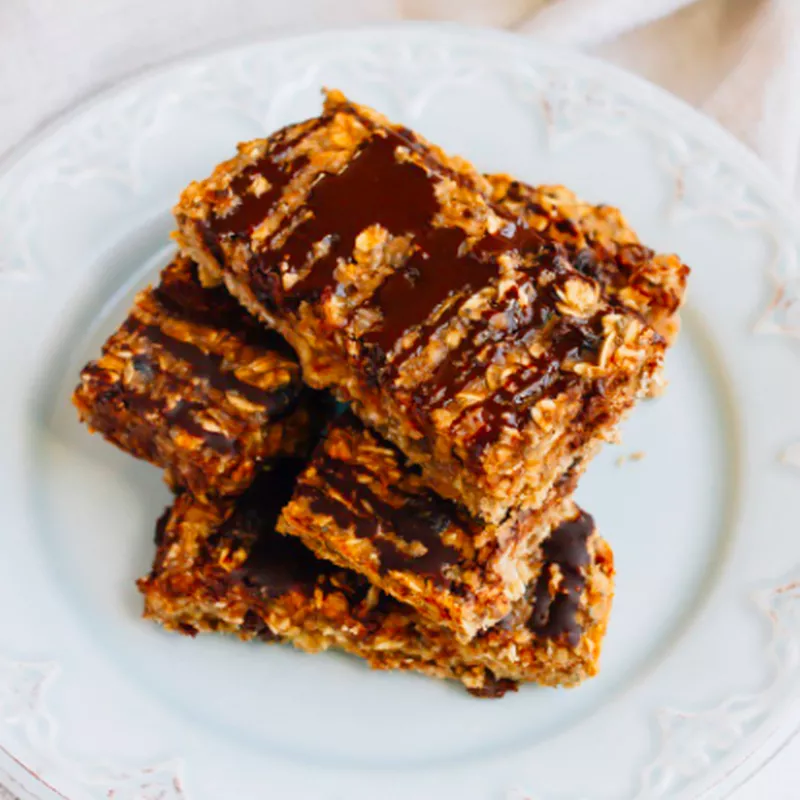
1,1 -> 797,797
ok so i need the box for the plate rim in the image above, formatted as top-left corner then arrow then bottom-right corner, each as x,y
1,20 -> 799,800
2,20 -> 799,227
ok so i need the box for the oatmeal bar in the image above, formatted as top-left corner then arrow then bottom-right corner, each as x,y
279,414 -> 583,639
174,89 -> 666,524
73,255 -> 314,497
488,177 -> 689,344
139,462 -> 614,696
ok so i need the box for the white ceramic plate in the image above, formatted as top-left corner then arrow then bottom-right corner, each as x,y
2,23 -> 800,800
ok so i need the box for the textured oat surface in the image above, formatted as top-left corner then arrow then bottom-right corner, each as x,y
73,255 -> 316,497
139,461 -> 614,696
488,177 -> 689,345
173,89 -> 668,524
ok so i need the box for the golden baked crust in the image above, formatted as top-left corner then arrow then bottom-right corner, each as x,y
72,255 -> 316,497
139,461 -> 614,696
173,89 -> 666,525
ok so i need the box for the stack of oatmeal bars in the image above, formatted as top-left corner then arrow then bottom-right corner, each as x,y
74,90 -> 688,697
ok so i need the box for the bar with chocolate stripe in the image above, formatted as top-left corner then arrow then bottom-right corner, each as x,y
73,255 -> 316,498
139,460 -> 614,696
279,414 -> 582,639
174,90 -> 668,525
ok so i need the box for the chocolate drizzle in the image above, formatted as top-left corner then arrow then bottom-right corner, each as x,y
107,356 -> 237,456
152,259 -> 292,353
266,133 -> 440,309
204,120 -> 323,240
297,422 -> 462,584
527,510 -> 594,646
466,315 -> 604,456
107,259 -> 303,458
389,243 -> 603,455
221,463 -> 343,598
134,322 -> 294,413
163,399 -> 235,454
365,226 -> 495,354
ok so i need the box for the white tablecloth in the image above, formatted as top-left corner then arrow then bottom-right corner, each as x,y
1,1 -> 798,797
